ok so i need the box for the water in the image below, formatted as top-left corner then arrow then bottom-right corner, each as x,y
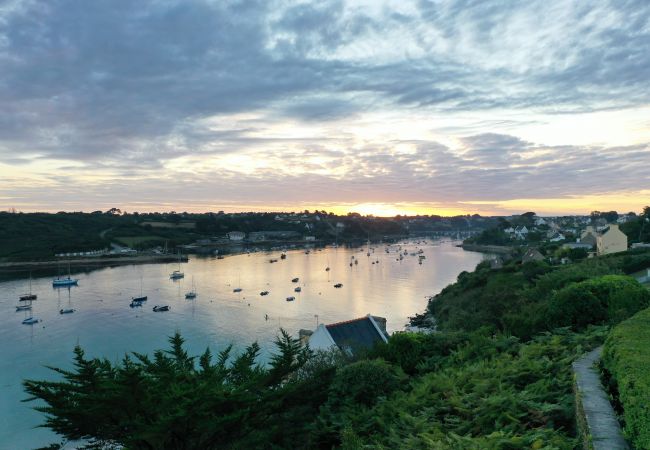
0,240 -> 485,448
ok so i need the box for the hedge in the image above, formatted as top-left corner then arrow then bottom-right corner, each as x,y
602,307 -> 650,449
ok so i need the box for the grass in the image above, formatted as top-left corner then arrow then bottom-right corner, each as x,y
602,307 -> 650,449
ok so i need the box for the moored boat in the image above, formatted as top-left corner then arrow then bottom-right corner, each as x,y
260,291 -> 269,296
16,304 -> 32,311
334,283 -> 343,288
22,317 -> 40,325
294,286 -> 301,292
153,305 -> 170,312
59,308 -> 75,314
291,277 -> 299,283
286,296 -> 295,302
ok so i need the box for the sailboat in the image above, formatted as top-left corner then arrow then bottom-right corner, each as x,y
59,286 -> 75,314
132,275 -> 147,302
170,252 -> 184,279
233,272 -> 242,293
53,262 -> 78,287
185,277 -> 197,299
20,273 -> 37,301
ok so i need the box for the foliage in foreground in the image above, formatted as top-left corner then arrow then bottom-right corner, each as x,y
25,325 -> 609,449
602,307 -> 650,450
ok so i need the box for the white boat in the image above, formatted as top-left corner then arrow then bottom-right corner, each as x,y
53,262 -> 78,287
22,317 -> 39,325
170,252 -> 184,279
16,304 -> 32,311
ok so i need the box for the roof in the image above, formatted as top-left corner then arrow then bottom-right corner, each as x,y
326,316 -> 386,353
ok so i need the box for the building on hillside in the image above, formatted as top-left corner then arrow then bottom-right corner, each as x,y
596,224 -> 628,255
514,226 -> 529,240
305,314 -> 388,356
580,226 -> 598,247
227,231 -> 246,241
562,242 -> 593,251
304,235 -> 316,241
522,248 -> 544,263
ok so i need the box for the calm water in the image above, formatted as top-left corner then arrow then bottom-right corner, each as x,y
0,240 -> 484,448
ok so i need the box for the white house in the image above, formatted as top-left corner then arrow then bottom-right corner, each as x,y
226,231 -> 246,241
307,314 -> 388,356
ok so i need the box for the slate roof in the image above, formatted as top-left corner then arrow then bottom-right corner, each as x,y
326,316 -> 386,353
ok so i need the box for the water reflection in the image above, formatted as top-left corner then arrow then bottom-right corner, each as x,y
0,239 -> 485,448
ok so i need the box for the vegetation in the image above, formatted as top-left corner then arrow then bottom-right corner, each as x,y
0,210 -> 496,262
602,307 -> 650,450
22,249 -> 650,449
427,251 -> 650,340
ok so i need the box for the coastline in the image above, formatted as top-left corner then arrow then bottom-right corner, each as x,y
0,254 -> 188,273
460,243 -> 514,254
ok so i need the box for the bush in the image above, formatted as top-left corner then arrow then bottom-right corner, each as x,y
546,275 -> 650,330
602,307 -> 650,450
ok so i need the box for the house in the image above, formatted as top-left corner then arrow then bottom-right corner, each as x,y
227,231 -> 246,241
522,248 -> 544,263
514,226 -> 529,240
580,226 -> 598,247
534,217 -> 547,226
596,224 -> 628,255
307,314 -> 388,356
549,233 -> 566,243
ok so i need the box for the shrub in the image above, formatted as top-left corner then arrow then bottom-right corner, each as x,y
602,307 -> 650,449
546,275 -> 650,330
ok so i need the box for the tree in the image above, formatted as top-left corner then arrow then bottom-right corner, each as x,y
23,331 -> 324,449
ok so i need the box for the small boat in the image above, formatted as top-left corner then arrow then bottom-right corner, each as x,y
349,262 -> 353,267
22,317 -> 39,325
325,267 -> 330,271
53,262 -> 78,286
354,260 -> 358,265
59,308 -> 75,314
269,259 -> 278,263
16,304 -> 32,311
170,252 -> 185,279
286,296 -> 295,302
291,277 -> 299,283
294,286 -> 301,292
185,277 -> 197,299
53,277 -> 78,287
20,273 -> 37,301
260,291 -> 269,296
233,288 -> 243,293
132,296 -> 148,302
153,305 -> 170,312
280,253 -> 287,260
334,283 -> 343,288
130,300 -> 143,308
170,270 -> 184,279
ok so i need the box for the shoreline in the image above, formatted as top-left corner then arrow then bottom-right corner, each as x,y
459,243 -> 515,254
0,254 -> 188,273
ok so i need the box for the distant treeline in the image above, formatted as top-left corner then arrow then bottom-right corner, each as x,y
0,210 -> 497,261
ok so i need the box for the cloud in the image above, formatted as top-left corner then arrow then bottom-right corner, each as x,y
0,0 -> 648,213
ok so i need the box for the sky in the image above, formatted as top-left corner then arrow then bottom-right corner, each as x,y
0,0 -> 649,216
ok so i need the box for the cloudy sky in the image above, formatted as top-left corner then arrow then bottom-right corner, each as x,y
1,0 -> 649,216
